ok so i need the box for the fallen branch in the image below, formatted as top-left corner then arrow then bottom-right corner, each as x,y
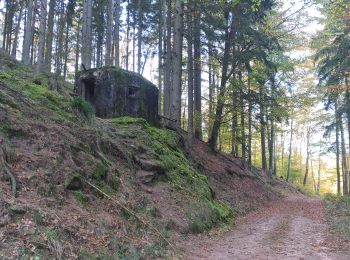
84,179 -> 173,249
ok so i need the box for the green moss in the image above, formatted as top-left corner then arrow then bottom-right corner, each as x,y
112,116 -> 147,126
70,96 -> 95,118
188,200 -> 234,233
73,191 -> 89,206
0,71 -> 11,79
92,162 -> 108,181
133,121 -> 234,232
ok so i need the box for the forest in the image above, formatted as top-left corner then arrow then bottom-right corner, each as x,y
1,0 -> 350,258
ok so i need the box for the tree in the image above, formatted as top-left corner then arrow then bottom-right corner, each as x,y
81,0 -> 93,69
169,0 -> 183,129
22,0 -> 34,65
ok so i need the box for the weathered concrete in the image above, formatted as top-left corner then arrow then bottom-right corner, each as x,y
75,66 -> 159,124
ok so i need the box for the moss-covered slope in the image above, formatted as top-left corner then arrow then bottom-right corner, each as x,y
0,50 -> 234,259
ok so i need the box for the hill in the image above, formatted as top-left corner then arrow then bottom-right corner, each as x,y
0,50 -> 291,259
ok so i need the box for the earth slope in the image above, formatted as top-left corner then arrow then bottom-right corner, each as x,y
0,50 -> 284,259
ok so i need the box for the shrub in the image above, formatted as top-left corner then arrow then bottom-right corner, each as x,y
73,191 -> 89,206
70,97 -> 94,118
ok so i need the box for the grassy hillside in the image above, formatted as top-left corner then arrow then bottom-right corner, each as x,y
0,50 -> 282,259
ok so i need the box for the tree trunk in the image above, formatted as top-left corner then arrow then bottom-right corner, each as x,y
37,0 -> 48,73
137,0 -> 142,74
340,112 -> 349,195
55,0 -> 65,75
317,150 -> 321,194
132,7 -> 136,72
240,85 -> 246,161
158,0 -> 164,115
248,73 -> 252,166
22,0 -> 34,65
303,127 -> 311,185
259,83 -> 267,171
126,0 -> 130,70
44,0 -> 56,71
187,1 -> 194,140
193,4 -> 202,139
11,4 -> 23,58
286,118 -> 293,181
169,0 -> 183,129
335,100 -> 341,194
163,0 -> 172,118
114,0 -> 120,67
81,0 -> 93,69
208,43 -> 214,133
208,12 -> 235,151
105,0 -> 114,66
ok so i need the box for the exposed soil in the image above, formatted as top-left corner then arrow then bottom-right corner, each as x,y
179,193 -> 350,260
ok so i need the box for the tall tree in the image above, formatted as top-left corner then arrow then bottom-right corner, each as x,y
81,0 -> 93,69
37,0 -> 48,72
22,0 -> 34,65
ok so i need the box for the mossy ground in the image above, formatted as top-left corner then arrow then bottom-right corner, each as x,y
112,117 -> 235,233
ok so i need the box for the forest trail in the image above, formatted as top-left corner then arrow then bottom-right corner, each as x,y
179,193 -> 349,260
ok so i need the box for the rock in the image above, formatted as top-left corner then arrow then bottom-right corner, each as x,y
0,215 -> 10,227
136,170 -> 156,184
65,175 -> 83,190
9,205 -> 26,215
134,154 -> 164,173
23,227 -> 36,235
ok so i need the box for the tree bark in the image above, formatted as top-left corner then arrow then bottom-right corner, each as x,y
163,0 -> 172,118
248,72 -> 252,166
187,1 -> 194,140
158,0 -> 164,115
81,0 -> 93,69
126,0 -> 130,70
339,112 -> 349,195
169,0 -> 183,129
286,117 -> 293,181
114,0 -> 120,67
335,99 -> 341,194
193,3 -> 202,139
44,0 -> 56,71
208,12 -> 235,151
11,4 -> 24,58
22,0 -> 34,65
105,0 -> 114,66
303,126 -> 311,185
37,0 -> 48,73
137,0 -> 142,74
260,83 -> 267,171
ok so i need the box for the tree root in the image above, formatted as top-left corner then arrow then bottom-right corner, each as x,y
4,162 -> 16,197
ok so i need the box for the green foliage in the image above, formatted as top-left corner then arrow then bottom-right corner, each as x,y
189,200 -> 235,233
70,96 -> 94,118
32,211 -> 44,225
92,162 -> 108,181
112,116 -> 147,126
73,191 -> 89,206
142,124 -> 234,231
325,195 -> 350,240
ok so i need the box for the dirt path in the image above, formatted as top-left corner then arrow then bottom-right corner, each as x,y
179,193 -> 348,260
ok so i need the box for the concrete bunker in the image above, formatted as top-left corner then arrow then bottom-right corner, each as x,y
75,67 -> 159,124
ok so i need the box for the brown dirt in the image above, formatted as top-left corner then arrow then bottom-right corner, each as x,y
186,138 -> 293,214
178,193 -> 350,260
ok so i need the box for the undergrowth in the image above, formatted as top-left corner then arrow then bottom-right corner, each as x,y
324,193 -> 350,241
112,117 -> 235,233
